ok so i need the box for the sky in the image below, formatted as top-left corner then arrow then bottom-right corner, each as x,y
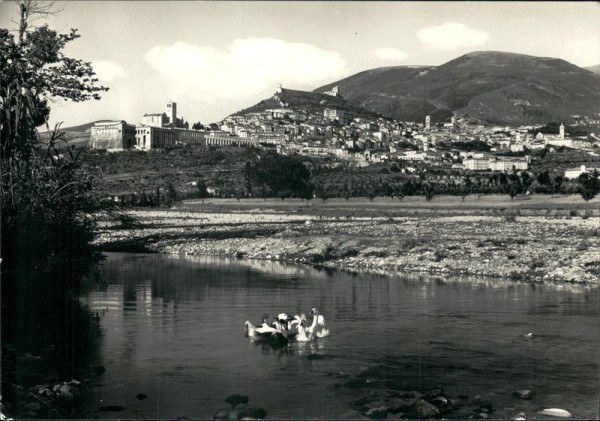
1,1 -> 599,127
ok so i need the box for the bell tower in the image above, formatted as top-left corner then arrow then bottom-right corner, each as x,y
166,102 -> 177,126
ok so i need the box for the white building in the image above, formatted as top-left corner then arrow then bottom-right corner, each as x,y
398,151 -> 426,161
91,121 -> 136,150
564,165 -> 600,179
463,158 -> 489,171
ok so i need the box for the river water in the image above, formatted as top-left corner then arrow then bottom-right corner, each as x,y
80,252 -> 599,419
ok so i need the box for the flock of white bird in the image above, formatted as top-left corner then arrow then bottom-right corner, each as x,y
244,307 -> 330,343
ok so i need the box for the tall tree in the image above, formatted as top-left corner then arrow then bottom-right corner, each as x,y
1,1 -> 109,286
197,179 -> 209,203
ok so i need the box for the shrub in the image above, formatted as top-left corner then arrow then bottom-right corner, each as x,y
577,240 -> 591,251
434,249 -> 448,262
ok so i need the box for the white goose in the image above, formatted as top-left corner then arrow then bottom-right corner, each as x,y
307,307 -> 330,338
289,313 -> 307,332
245,314 -> 278,338
295,320 -> 312,342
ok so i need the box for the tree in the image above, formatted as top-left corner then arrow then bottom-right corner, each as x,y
165,181 -> 179,205
197,179 -> 209,203
1,4 -> 114,396
1,0 -> 109,281
578,172 -> 600,202
192,121 -> 204,130
244,151 -> 312,199
537,170 -> 551,186
552,175 -> 564,194
424,183 -> 435,201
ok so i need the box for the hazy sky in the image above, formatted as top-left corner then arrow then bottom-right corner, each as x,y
1,1 -> 598,127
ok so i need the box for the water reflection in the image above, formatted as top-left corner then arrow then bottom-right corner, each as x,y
81,253 -> 599,420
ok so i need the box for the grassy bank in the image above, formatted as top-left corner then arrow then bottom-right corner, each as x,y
94,196 -> 599,285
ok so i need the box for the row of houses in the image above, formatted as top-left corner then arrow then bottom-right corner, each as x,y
91,120 -> 257,150
463,156 -> 529,172
91,102 -> 260,150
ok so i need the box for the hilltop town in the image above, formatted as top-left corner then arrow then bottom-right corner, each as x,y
82,84 -> 600,202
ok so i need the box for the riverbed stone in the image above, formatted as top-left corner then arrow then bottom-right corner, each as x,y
537,408 -> 573,418
225,394 -> 249,408
93,365 -> 106,375
236,406 -> 266,419
431,395 -> 448,407
512,389 -> 533,399
213,408 -> 238,419
24,402 -> 41,411
363,405 -> 388,419
413,400 -> 439,418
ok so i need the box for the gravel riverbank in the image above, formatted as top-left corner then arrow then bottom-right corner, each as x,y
94,205 -> 599,285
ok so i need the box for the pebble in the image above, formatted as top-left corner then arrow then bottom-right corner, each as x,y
537,408 -> 573,418
364,406 -> 388,419
24,402 -> 41,411
512,389 -> 533,399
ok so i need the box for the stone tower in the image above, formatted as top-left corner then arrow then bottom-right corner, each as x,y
425,115 -> 431,131
559,123 -> 565,140
166,102 -> 177,126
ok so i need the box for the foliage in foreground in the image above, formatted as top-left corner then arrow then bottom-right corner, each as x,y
1,1 -> 109,288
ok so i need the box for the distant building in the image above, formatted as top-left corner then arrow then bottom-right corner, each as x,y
141,113 -> 167,127
488,157 -> 528,172
546,138 -> 573,148
135,125 -> 204,150
323,85 -> 341,97
564,165 -> 600,179
463,158 -> 489,171
91,121 -> 136,150
323,108 -> 352,125
463,156 -> 528,172
559,123 -> 565,140
141,102 -> 187,129
425,115 -> 431,131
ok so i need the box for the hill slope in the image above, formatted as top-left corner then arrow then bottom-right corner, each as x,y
232,87 -> 384,120
315,51 -> 600,125
586,64 -> 600,75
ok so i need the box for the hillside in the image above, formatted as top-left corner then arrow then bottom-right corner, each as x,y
232,87 -> 385,120
586,64 -> 600,75
315,51 -> 600,125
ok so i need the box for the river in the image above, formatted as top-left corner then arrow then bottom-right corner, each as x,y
80,252 -> 599,419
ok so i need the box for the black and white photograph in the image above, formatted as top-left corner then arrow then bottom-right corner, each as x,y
0,1 -> 599,419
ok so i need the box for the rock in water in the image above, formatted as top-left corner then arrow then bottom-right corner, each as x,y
213,408 -> 239,420
24,403 -> 41,411
363,406 -> 388,419
512,389 -> 533,399
98,405 -> 125,412
136,393 -> 147,400
537,408 -> 573,418
225,394 -> 249,408
93,365 -> 106,375
237,406 -> 267,419
431,395 -> 448,407
415,400 -> 439,418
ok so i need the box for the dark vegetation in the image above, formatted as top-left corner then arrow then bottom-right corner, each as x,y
79,141 -> 600,206
1,2 -> 112,417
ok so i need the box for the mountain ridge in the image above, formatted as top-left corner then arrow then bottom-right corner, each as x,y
314,51 -> 600,125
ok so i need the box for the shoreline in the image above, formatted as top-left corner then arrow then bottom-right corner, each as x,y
94,200 -> 600,286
